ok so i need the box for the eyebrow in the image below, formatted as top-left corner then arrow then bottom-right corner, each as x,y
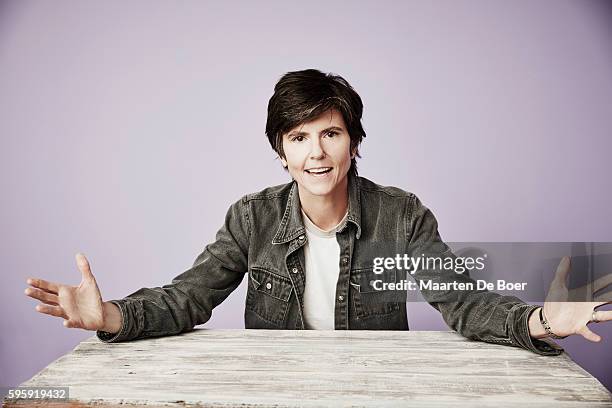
286,126 -> 344,138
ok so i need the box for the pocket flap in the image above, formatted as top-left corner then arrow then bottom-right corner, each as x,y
249,267 -> 293,302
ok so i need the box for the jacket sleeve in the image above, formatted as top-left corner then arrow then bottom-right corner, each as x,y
406,194 -> 563,356
96,197 -> 250,343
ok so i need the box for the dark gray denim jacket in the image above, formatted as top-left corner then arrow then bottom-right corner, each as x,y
97,173 -> 562,356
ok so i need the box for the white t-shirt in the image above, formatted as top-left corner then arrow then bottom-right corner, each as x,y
301,208 -> 349,330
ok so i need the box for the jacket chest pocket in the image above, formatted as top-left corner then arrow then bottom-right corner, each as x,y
349,267 -> 402,319
246,267 -> 293,326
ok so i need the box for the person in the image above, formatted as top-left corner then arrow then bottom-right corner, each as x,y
25,69 -> 611,354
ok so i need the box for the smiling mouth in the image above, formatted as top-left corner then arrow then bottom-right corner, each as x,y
305,167 -> 332,175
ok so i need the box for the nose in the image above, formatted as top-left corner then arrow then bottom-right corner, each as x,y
309,136 -> 326,159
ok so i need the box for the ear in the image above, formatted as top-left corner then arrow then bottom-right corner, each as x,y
350,146 -> 357,159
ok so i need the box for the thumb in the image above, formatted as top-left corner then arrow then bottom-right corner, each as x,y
75,253 -> 94,281
578,325 -> 601,343
554,256 -> 571,286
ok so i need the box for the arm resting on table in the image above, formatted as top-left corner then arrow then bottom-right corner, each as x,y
406,195 -> 563,356
97,197 -> 250,343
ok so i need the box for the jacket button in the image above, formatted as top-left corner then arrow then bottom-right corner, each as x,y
298,235 -> 305,241
266,282 -> 272,290
342,257 -> 349,264
291,267 -> 298,274
338,295 -> 345,301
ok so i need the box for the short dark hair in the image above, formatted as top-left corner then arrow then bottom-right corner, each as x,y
265,69 -> 366,177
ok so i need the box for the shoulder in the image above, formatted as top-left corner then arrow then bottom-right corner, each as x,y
222,181 -> 292,223
241,180 -> 293,202
358,175 -> 416,199
357,175 -> 432,220
232,181 -> 294,223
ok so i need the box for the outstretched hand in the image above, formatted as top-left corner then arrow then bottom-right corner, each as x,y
540,256 -> 612,342
25,253 -> 105,330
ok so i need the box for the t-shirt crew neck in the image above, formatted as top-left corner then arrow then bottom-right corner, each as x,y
301,208 -> 349,237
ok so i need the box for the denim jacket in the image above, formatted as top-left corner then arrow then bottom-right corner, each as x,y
97,173 -> 562,356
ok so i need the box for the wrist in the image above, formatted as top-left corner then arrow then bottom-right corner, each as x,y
101,301 -> 122,334
537,306 -> 568,340
528,306 -> 548,339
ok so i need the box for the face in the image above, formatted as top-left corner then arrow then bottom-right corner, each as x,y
280,108 -> 355,200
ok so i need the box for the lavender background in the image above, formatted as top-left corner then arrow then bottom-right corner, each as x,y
1,0 -> 611,393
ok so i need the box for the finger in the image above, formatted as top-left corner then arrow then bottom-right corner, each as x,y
35,304 -> 68,319
577,325 -> 601,342
592,273 -> 612,294
546,257 -> 572,302
75,253 -> 94,281
63,320 -> 78,329
594,294 -> 612,303
24,287 -> 59,306
553,256 -> 571,285
26,278 -> 60,295
25,283 -> 57,296
591,310 -> 612,322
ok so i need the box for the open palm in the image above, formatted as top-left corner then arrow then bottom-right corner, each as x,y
543,256 -> 612,341
25,253 -> 105,330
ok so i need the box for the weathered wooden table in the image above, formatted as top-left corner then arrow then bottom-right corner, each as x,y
4,330 -> 612,407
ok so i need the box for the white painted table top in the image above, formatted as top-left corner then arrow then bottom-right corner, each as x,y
8,330 -> 612,407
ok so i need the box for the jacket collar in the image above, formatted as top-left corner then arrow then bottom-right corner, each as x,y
272,172 -> 362,245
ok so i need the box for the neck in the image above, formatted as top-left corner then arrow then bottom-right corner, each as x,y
298,176 -> 349,231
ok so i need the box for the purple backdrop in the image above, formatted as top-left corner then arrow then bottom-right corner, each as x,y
1,0 -> 611,393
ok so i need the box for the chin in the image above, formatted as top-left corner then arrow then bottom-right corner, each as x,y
306,187 -> 334,197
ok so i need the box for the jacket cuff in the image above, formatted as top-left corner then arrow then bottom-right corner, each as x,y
511,304 -> 564,356
96,299 -> 145,343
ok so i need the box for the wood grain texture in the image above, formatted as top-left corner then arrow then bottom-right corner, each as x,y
5,330 -> 612,407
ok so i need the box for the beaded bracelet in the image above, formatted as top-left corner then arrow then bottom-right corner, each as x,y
539,307 -> 567,339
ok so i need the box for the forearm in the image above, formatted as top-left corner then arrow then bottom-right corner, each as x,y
433,293 -> 563,355
96,251 -> 245,343
408,248 -> 558,353
96,284 -> 214,343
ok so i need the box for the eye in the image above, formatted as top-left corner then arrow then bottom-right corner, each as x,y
292,135 -> 305,142
325,131 -> 338,138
